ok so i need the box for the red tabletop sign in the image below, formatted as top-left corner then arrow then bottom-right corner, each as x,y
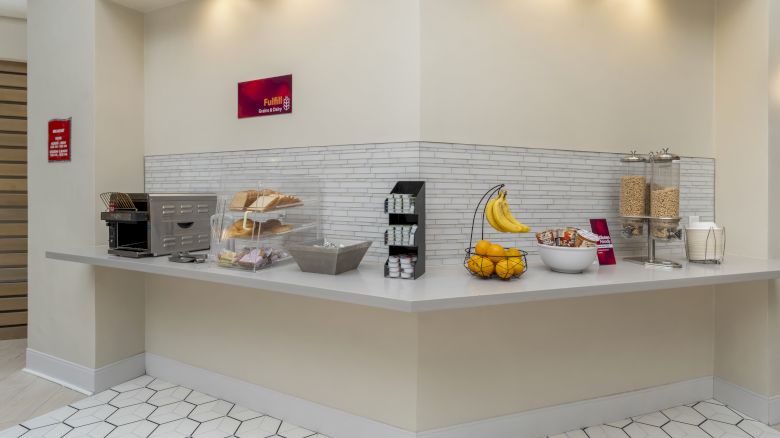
48,118 -> 71,162
590,218 -> 617,265
238,74 -> 292,119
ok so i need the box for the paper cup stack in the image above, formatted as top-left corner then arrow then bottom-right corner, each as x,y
685,221 -> 725,262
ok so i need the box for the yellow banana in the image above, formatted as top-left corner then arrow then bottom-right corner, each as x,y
485,197 -> 507,232
491,194 -> 524,233
493,191 -> 531,233
498,192 -> 531,233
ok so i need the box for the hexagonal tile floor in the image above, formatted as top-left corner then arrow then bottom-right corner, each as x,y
0,376 -> 328,438
3,376 -> 780,438
549,399 -> 780,438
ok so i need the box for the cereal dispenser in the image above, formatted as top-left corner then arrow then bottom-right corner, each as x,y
619,151 -> 648,238
619,148 -> 682,268
649,148 -> 681,240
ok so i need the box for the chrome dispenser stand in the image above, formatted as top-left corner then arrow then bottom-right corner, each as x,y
622,216 -> 682,268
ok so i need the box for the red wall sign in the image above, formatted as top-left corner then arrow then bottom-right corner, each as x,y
237,74 -> 292,119
48,118 -> 71,162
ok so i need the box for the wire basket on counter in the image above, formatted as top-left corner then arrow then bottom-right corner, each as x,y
464,247 -> 528,280
684,224 -> 726,264
462,184 -> 529,280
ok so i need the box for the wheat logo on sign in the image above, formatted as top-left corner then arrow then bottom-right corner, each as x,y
283,96 -> 291,111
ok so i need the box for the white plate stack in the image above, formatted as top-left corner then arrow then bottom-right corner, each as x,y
685,221 -> 725,263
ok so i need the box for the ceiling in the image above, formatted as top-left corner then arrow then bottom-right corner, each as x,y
0,0 -> 193,18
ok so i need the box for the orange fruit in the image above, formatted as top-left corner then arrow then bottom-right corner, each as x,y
506,248 -> 521,257
469,256 -> 494,277
487,244 -> 507,264
495,260 -> 514,280
475,240 -> 492,256
467,255 -> 482,273
508,256 -> 525,275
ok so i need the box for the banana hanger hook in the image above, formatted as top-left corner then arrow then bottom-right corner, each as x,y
468,184 -> 505,251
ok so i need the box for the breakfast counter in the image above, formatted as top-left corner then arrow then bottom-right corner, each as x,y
46,247 -> 780,312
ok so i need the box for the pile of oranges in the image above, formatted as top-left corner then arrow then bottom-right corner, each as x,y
467,240 -> 525,280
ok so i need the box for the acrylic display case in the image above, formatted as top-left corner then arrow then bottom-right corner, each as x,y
210,176 -> 322,272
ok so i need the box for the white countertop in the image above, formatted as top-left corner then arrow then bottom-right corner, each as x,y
47,247 -> 780,312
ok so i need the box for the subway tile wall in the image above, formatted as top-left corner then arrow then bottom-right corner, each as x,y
145,142 -> 715,265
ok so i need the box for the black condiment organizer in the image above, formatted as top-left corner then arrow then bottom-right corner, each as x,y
384,181 -> 425,279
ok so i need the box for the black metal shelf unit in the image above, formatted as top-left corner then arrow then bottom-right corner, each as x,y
384,181 -> 425,279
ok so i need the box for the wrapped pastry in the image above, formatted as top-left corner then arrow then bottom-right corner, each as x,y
536,230 -> 555,246
237,248 -> 266,269
246,192 -> 303,212
557,228 -> 577,247
217,250 -> 237,267
229,190 -> 260,211
224,218 -> 258,239
575,230 -> 599,248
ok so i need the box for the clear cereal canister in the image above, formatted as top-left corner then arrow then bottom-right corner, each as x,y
619,151 -> 648,238
649,148 -> 682,239
649,148 -> 680,218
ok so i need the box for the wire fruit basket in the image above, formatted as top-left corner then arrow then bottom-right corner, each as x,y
463,184 -> 529,280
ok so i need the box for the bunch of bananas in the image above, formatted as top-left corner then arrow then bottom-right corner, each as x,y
486,190 -> 531,233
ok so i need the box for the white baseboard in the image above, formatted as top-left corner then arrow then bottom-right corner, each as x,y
145,353 -> 415,438
94,352 -> 147,393
419,377 -> 714,438
24,348 -> 145,395
27,350 -> 770,437
147,353 -> 715,438
768,395 -> 780,426
714,377 -> 771,424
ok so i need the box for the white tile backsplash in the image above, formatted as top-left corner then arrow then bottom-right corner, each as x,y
145,142 -> 715,265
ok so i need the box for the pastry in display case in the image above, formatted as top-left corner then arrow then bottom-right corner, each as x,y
210,177 -> 321,272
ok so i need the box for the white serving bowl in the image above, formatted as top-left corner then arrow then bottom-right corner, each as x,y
537,244 -> 598,274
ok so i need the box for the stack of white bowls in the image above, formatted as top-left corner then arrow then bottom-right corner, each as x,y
685,221 -> 725,263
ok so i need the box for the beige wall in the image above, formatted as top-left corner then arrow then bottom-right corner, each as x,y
28,0 -> 146,370
144,275 -> 420,431
715,282 -> 770,396
770,0 -> 780,397
94,0 -> 146,368
420,0 -> 716,157
144,0 -> 717,157
144,0 -> 421,155
714,0 -> 769,259
143,278 -> 715,432
0,16 -> 26,61
416,288 -> 714,430
711,0 -> 780,400
28,0 -> 99,367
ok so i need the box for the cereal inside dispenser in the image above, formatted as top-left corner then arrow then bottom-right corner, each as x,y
649,148 -> 681,240
619,151 -> 648,238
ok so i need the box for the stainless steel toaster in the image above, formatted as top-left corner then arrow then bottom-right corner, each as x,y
100,193 -> 217,258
